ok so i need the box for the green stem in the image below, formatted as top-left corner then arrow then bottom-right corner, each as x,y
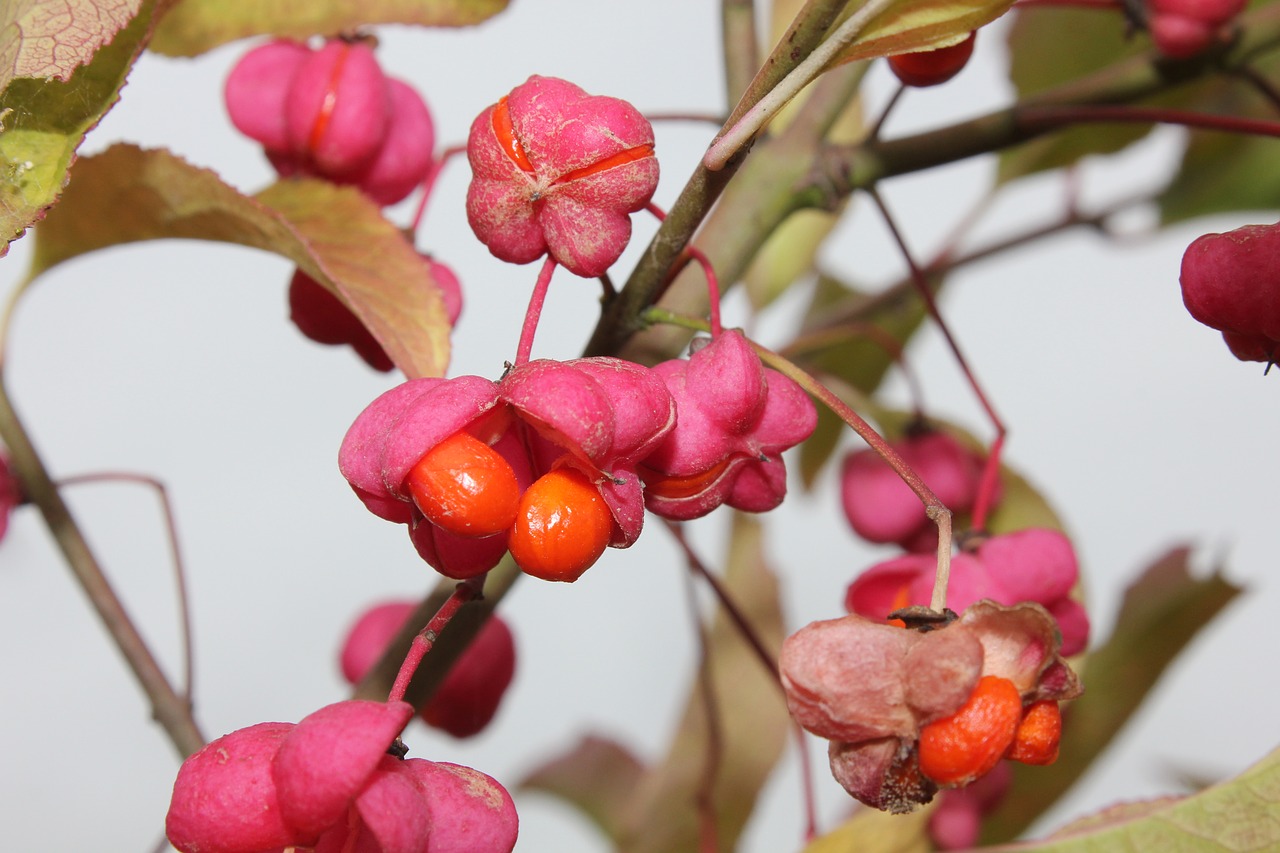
818,8 -> 1280,197
0,379 -> 206,758
583,0 -> 849,359
721,0 -> 760,109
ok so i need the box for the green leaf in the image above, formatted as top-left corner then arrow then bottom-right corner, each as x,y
998,7 -> 1151,182
801,804 -> 935,853
984,462 -> 1064,536
0,0 -> 142,89
149,0 -> 511,57
518,735 -> 646,845
27,144 -> 450,378
828,0 -> 1015,66
1158,46 -> 1280,224
1,0 -> 154,252
985,746 -> 1280,852
617,513 -> 791,853
980,546 -> 1244,843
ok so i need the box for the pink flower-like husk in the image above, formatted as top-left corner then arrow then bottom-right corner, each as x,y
466,75 -> 658,278
500,357 -> 674,546
642,331 -> 817,520
845,529 -> 1089,656
339,375 -> 505,523
272,700 -> 414,841
166,722 -> 298,853
325,756 -> 433,853
285,41 -> 390,177
225,40 -> 310,153
340,361 -> 675,572
404,760 -> 519,853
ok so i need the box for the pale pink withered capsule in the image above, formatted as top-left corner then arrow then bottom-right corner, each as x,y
779,602 -> 1081,812
466,75 -> 659,278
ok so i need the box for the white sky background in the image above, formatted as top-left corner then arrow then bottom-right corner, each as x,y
1,2 -> 1278,851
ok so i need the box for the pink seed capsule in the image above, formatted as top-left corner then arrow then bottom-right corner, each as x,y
284,40 -> 391,177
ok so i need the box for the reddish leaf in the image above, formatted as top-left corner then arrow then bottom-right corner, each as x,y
27,144 -> 450,377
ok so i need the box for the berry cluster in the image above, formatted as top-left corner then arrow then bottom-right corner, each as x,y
1147,0 -> 1246,59
341,601 -> 517,739
779,601 -> 1081,813
1180,221 -> 1280,367
339,341 -> 815,583
166,699 -> 518,853
225,38 -> 460,371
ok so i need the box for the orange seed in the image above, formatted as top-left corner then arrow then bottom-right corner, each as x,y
406,431 -> 521,538
508,467 -> 612,582
918,675 -> 1022,786
1006,699 -> 1061,765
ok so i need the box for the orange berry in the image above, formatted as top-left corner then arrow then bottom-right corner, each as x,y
918,675 -> 1022,786
406,431 -> 521,537
1006,699 -> 1061,765
508,467 -> 613,582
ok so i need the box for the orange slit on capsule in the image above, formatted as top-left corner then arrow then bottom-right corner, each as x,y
307,43 -> 350,156
555,144 -> 655,184
639,457 -> 734,501
491,97 -> 535,173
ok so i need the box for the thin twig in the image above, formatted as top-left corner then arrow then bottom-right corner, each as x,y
56,472 -> 195,704
0,381 -> 205,758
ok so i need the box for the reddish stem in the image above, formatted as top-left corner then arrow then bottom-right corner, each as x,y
868,187 -> 1007,532
410,144 -> 466,235
515,256 -> 559,366
647,203 -> 723,336
387,576 -> 484,704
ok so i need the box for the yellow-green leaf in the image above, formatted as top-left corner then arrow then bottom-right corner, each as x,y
27,143 -> 450,378
1,0 -> 154,252
985,745 -> 1280,852
149,0 -> 511,57
827,0 -> 1014,67
801,804 -> 934,853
